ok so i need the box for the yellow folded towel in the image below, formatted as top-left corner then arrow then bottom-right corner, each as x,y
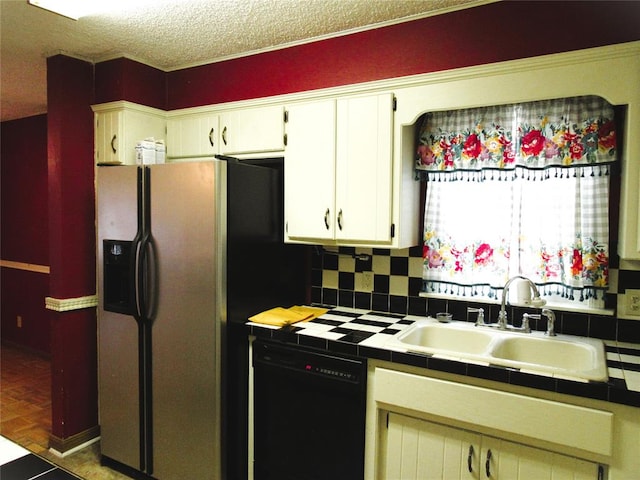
287,305 -> 328,321
249,306 -> 328,327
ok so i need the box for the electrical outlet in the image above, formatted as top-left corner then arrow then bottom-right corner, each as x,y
17,315 -> 22,328
362,271 -> 374,292
626,289 -> 640,316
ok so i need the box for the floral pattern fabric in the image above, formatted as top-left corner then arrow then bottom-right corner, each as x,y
415,95 -> 616,173
418,96 -> 617,307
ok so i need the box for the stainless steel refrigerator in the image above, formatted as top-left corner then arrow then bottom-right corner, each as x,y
96,159 -> 306,479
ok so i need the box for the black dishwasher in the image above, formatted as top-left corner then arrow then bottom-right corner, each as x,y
253,339 -> 367,480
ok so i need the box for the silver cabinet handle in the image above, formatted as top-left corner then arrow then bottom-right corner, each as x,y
324,208 -> 330,230
337,209 -> 343,230
222,126 -> 227,145
208,127 -> 214,147
110,134 -> 117,154
467,445 -> 474,473
485,449 -> 492,478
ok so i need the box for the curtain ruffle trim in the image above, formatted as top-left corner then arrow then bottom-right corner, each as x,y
422,280 -> 607,303
415,163 -> 612,182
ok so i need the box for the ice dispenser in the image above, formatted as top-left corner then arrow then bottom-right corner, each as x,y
103,239 -> 134,314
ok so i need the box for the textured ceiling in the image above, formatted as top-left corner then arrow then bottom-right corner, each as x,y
0,0 -> 481,122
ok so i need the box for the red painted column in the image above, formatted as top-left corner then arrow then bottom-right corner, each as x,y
46,54 -> 98,451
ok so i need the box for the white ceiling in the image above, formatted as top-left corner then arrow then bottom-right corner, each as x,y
0,0 -> 482,122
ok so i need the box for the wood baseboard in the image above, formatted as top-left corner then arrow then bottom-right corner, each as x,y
48,425 -> 100,456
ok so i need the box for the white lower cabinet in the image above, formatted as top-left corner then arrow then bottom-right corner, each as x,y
384,413 -> 480,479
369,366 -> 616,480
383,413 -> 601,480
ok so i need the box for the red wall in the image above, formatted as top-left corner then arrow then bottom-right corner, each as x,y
1,114 -> 51,354
1,115 -> 49,264
95,57 -> 166,110
165,1 -> 640,110
93,2 -> 640,111
1,269 -> 50,353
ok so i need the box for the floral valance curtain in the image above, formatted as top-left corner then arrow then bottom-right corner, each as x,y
415,95 -> 617,179
418,96 -> 618,307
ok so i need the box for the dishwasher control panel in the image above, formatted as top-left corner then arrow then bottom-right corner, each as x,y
253,339 -> 366,385
306,364 -> 359,382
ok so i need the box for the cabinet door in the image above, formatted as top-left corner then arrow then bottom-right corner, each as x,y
219,105 -> 285,155
95,110 -> 121,164
335,93 -> 394,242
284,99 -> 336,240
95,107 -> 166,165
482,437 -> 601,480
384,413 -> 480,480
383,414 -> 603,480
166,113 -> 218,158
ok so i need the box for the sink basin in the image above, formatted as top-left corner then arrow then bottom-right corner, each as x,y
490,335 -> 608,381
395,322 -> 494,355
387,318 -> 608,382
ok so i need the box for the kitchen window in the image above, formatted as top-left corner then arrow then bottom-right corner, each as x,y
416,95 -> 621,312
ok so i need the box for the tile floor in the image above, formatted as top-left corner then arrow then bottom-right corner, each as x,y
1,343 -> 130,479
0,435 -> 81,479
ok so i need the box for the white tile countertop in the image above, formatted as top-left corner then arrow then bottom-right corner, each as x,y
247,306 -> 640,408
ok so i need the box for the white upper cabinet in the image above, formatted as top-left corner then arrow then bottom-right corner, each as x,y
218,105 -> 285,156
335,93 -> 394,243
285,93 -> 399,246
166,112 -> 219,159
93,101 -> 166,165
284,99 -> 337,240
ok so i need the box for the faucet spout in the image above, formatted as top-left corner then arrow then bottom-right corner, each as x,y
498,276 -> 545,330
543,308 -> 556,336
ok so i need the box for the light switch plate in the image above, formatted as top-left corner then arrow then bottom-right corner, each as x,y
626,289 -> 640,316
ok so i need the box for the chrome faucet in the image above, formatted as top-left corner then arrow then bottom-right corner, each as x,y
542,308 -> 556,336
521,308 -> 556,336
467,307 -> 485,326
496,275 -> 546,330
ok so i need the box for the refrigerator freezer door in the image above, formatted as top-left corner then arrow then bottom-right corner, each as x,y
149,161 -> 223,480
97,166 -> 142,470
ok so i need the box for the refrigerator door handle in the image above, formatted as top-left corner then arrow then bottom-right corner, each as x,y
141,235 -> 158,321
132,167 -> 145,320
135,232 -> 156,473
134,237 -> 146,320
134,166 -> 159,323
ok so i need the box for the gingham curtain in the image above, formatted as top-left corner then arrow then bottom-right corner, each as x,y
417,96 -> 617,305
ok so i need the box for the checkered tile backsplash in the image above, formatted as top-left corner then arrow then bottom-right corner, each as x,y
311,246 -> 425,315
310,246 -> 640,344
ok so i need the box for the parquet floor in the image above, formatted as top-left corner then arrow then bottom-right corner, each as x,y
1,343 -> 130,479
0,343 -> 52,455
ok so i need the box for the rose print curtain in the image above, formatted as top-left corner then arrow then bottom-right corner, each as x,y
415,96 -> 617,306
